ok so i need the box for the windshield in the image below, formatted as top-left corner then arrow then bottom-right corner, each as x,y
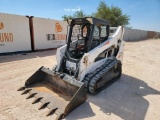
68,24 -> 90,59
93,25 -> 108,39
71,25 -> 88,41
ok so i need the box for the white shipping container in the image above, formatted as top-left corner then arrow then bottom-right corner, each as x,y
0,13 -> 31,54
33,17 -> 67,50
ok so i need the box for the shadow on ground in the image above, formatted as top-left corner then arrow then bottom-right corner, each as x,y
0,50 -> 56,63
65,74 -> 160,120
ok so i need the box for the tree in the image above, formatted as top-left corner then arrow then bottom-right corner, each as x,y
73,10 -> 87,18
62,10 -> 88,21
62,1 -> 130,27
62,15 -> 73,21
94,1 -> 130,26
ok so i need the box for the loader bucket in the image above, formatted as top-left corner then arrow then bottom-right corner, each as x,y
18,66 -> 87,120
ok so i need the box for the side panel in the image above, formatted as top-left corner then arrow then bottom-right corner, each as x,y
78,57 -> 107,81
0,13 -> 31,53
116,41 -> 125,62
56,45 -> 67,70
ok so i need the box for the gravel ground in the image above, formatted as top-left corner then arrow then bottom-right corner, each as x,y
0,39 -> 160,120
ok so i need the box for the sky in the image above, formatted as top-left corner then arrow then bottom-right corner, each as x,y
0,0 -> 160,32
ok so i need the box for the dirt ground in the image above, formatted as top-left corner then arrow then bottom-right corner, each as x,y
0,39 -> 160,120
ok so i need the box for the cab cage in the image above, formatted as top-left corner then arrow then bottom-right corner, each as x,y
67,17 -> 110,26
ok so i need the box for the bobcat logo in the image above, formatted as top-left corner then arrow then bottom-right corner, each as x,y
55,22 -> 63,32
0,22 -> 4,29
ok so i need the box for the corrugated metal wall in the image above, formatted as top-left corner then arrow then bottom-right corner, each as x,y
123,28 -> 148,41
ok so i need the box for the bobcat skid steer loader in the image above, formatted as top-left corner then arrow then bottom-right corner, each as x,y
18,17 -> 125,120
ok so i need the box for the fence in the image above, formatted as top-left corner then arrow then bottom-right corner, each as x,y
0,13 -> 159,54
123,28 -> 148,41
0,13 -> 67,54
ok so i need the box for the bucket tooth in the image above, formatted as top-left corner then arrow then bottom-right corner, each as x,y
46,108 -> 58,116
17,86 -> 25,91
38,102 -> 50,110
21,89 -> 32,95
32,97 -> 43,104
26,93 -> 37,99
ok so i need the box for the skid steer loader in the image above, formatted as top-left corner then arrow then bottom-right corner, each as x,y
18,17 -> 125,120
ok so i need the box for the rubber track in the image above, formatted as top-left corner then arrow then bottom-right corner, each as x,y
83,59 -> 119,94
83,59 -> 113,91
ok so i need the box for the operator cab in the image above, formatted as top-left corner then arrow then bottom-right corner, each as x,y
62,17 -> 110,76
66,17 -> 110,60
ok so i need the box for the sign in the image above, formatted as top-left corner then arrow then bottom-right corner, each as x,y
0,22 -> 4,29
55,22 -> 63,32
0,22 -> 14,43
46,22 -> 67,41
